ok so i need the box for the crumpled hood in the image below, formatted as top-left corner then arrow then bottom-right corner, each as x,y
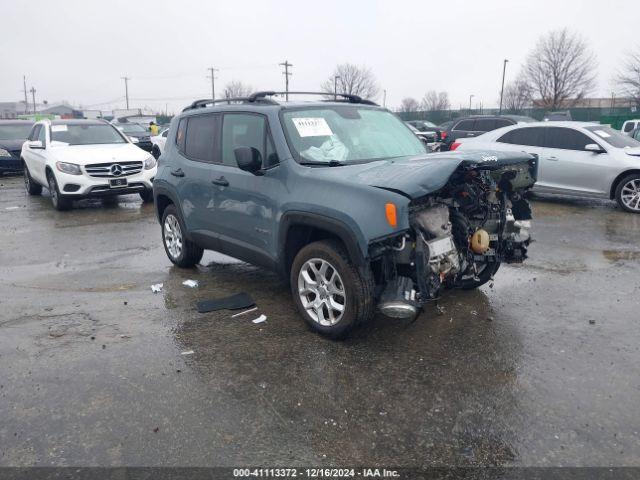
49,143 -> 151,166
311,150 -> 536,199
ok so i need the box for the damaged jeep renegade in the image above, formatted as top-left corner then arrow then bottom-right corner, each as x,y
154,92 -> 537,338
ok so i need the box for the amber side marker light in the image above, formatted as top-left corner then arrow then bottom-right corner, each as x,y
385,202 -> 397,228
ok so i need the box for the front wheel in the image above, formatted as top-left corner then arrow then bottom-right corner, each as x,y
161,205 -> 204,267
615,174 -> 640,213
290,240 -> 375,339
23,162 -> 42,195
47,172 -> 72,211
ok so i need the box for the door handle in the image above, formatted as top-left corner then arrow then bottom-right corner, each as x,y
211,176 -> 229,187
170,168 -> 185,177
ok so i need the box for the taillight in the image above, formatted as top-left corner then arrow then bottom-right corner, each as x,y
440,131 -> 448,140
450,142 -> 461,151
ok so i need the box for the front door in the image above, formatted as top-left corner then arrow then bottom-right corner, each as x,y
23,124 -> 48,184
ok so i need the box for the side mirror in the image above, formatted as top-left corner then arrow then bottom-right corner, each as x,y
585,143 -> 605,154
28,140 -> 44,149
234,146 -> 263,174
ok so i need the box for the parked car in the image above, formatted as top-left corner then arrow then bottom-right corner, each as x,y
621,119 -> 640,136
21,119 -> 157,210
405,123 -> 438,151
150,128 -> 169,159
0,120 -> 33,175
406,120 -> 443,143
454,121 -> 640,213
154,92 -> 536,338
632,128 -> 640,142
112,122 -> 154,152
544,111 -> 573,121
441,115 -> 535,150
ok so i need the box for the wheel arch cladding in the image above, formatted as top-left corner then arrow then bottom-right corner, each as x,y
611,170 -> 640,199
155,193 -> 174,222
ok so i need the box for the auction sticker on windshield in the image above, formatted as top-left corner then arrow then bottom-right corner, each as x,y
51,125 -> 68,132
292,117 -> 333,137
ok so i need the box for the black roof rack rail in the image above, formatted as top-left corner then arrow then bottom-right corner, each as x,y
182,96 -> 278,112
247,91 -> 378,106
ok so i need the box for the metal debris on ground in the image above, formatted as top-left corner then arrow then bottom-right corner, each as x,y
182,279 -> 198,288
252,314 -> 267,324
231,307 -> 258,318
196,293 -> 255,313
180,350 -> 194,356
150,283 -> 163,294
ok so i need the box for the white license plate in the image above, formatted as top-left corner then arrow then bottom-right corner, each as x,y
109,178 -> 128,188
427,236 -> 455,257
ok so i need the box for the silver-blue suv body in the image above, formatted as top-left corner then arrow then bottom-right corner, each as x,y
154,92 -> 537,338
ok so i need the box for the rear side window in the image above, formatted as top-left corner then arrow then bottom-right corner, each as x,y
454,119 -> 475,131
475,119 -> 496,132
184,115 -> 218,162
28,125 -> 41,141
221,114 -> 270,167
495,119 -> 513,128
175,118 -> 187,153
544,127 -> 592,151
497,127 -> 545,147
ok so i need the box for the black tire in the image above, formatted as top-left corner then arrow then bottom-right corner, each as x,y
457,262 -> 500,290
151,145 -> 161,160
46,171 -> 72,211
161,205 -> 204,268
614,173 -> 640,214
290,239 -> 375,339
140,189 -> 154,203
23,162 -> 42,195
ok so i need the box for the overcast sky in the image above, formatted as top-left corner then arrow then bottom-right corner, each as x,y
1,0 -> 635,114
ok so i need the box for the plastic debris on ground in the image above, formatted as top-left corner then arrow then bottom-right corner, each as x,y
180,350 -> 194,356
182,279 -> 198,288
231,307 -> 258,318
150,283 -> 163,294
196,293 -> 255,313
252,314 -> 267,324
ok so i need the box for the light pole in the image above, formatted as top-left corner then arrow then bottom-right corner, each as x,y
499,59 -> 509,115
469,94 -> 474,113
334,75 -> 340,100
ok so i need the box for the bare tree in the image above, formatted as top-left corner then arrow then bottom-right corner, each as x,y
615,48 -> 640,106
420,91 -> 450,111
398,97 -> 420,113
523,28 -> 597,109
321,63 -> 380,100
501,75 -> 533,113
223,80 -> 253,99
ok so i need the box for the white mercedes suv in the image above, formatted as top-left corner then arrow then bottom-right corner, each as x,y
21,119 -> 157,210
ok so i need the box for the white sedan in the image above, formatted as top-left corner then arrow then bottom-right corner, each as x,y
21,119 -> 157,210
150,128 -> 169,159
453,121 -> 640,213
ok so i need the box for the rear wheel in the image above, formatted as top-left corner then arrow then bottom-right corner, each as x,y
46,171 -> 72,211
615,174 -> 640,213
23,162 -> 42,195
161,205 -> 203,267
290,240 -> 374,339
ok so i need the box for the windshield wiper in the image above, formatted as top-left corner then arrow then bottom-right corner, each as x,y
299,160 -> 347,167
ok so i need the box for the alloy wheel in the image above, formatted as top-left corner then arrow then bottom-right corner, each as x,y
164,214 -> 183,259
24,168 -> 31,192
48,175 -> 58,207
620,179 -> 640,211
298,258 -> 346,326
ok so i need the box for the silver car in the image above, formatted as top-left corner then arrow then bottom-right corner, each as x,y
455,121 -> 640,213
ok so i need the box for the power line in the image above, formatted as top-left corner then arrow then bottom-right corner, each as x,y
207,67 -> 219,100
279,60 -> 292,101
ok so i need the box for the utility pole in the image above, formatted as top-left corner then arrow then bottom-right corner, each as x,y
334,75 -> 340,100
279,60 -> 292,101
383,89 -> 387,108
30,87 -> 37,114
498,59 -> 509,115
121,76 -> 130,109
207,67 -> 219,100
469,94 -> 474,113
23,76 -> 29,114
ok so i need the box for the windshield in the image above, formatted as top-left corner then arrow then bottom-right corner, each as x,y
0,124 -> 32,141
51,124 -> 127,145
117,123 -> 147,133
584,126 -> 640,149
282,107 -> 426,164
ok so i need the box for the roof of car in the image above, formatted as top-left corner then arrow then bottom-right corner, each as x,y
49,119 -> 108,126
181,100 -> 383,116
505,121 -> 601,128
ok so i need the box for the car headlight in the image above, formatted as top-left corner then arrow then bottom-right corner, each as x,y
129,136 -> 139,143
0,148 -> 11,157
55,161 -> 82,175
144,156 -> 157,170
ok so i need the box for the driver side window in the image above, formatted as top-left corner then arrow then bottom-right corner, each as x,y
221,114 -> 277,168
38,125 -> 47,145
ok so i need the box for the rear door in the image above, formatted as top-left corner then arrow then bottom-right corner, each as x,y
171,114 -> 221,246
540,127 -> 611,195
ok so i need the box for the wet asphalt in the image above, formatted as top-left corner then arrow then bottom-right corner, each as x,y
0,175 -> 639,468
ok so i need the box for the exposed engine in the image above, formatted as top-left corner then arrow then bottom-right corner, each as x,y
377,158 -> 536,319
